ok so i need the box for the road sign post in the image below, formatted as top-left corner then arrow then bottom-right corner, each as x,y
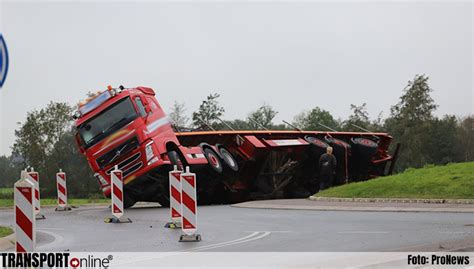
14,171 -> 36,252
165,165 -> 182,229
27,167 -> 45,220
55,169 -> 72,211
179,166 -> 201,242
105,166 -> 132,223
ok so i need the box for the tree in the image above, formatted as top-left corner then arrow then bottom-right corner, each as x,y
385,74 -> 438,171
226,119 -> 251,130
293,107 -> 339,131
0,155 -> 22,188
247,104 -> 278,129
12,102 -> 100,198
391,74 -> 437,122
426,115 -> 464,165
192,93 -> 225,129
13,102 -> 73,169
169,101 -> 189,128
457,115 -> 474,162
342,103 -> 371,131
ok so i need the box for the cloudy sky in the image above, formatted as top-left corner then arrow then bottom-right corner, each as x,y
0,1 -> 472,155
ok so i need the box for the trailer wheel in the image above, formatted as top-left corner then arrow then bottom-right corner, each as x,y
351,137 -> 378,157
203,148 -> 223,173
218,147 -> 239,172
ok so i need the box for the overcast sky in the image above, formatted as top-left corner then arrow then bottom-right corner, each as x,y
0,1 -> 472,156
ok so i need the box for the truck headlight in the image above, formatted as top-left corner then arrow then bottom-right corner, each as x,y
145,142 -> 155,161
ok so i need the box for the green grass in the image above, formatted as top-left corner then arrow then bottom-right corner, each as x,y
0,188 -> 13,199
316,162 -> 474,199
0,188 -> 108,207
0,198 -> 109,208
0,226 -> 13,238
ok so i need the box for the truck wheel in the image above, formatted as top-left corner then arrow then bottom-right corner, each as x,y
351,137 -> 378,157
168,150 -> 186,170
203,148 -> 223,174
124,193 -> 136,209
157,195 -> 170,207
304,135 -> 329,157
218,147 -> 239,172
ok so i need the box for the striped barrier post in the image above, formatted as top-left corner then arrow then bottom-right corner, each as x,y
179,166 -> 201,242
105,165 -> 132,223
27,167 -> 45,219
165,165 -> 182,229
55,169 -> 71,211
14,170 -> 36,252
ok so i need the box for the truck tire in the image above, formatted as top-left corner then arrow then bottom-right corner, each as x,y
157,195 -> 170,207
351,137 -> 378,157
168,150 -> 186,170
203,148 -> 223,174
124,192 -> 136,209
218,147 -> 239,172
304,135 -> 329,157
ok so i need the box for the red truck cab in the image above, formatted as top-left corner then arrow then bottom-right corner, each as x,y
74,86 -> 190,206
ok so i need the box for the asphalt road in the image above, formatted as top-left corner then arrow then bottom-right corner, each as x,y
0,204 -> 473,252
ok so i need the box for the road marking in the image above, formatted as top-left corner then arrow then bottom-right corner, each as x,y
37,227 -> 65,231
114,232 -> 272,266
36,229 -> 65,251
439,231 -> 472,234
245,230 -> 294,233
338,231 -> 389,234
189,232 -> 271,252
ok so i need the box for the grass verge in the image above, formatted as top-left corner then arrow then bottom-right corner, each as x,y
0,198 -> 109,208
0,226 -> 13,238
316,162 -> 474,199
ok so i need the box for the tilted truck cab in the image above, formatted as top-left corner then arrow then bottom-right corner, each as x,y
74,86 -> 398,208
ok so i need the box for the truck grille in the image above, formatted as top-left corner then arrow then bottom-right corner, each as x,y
105,152 -> 141,175
97,136 -> 139,169
123,162 -> 143,178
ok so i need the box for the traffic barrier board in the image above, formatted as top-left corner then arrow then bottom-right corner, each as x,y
14,171 -> 36,252
179,166 -> 201,242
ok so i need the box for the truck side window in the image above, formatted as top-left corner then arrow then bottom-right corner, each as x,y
135,97 -> 147,117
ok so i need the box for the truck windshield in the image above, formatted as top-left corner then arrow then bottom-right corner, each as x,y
78,97 -> 138,149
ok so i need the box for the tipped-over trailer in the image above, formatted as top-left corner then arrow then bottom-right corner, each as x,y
73,86 -> 397,207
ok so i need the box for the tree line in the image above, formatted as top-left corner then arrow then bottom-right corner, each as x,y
0,74 -> 472,198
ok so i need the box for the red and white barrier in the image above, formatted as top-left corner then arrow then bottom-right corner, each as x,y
165,165 -> 182,228
14,170 -> 36,252
106,165 -> 131,223
27,168 -> 44,219
111,166 -> 124,219
55,169 -> 71,211
179,166 -> 201,242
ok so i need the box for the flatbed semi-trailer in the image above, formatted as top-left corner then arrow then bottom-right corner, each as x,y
73,86 -> 397,207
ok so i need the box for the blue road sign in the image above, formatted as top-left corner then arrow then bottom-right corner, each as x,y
0,34 -> 9,88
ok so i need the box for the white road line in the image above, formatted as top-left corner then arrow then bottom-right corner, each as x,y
439,231 -> 472,234
190,232 -> 271,252
115,232 -> 271,266
245,230 -> 294,233
184,232 -> 261,252
36,229 -> 65,251
338,231 -> 390,234
37,227 -> 65,231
